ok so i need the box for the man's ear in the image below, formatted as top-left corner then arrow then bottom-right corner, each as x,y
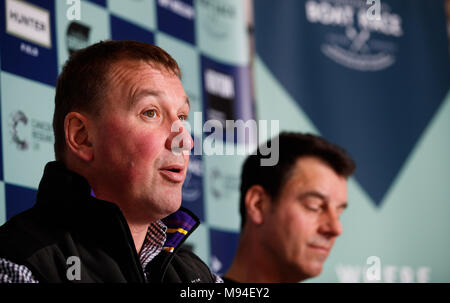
244,185 -> 271,226
64,112 -> 93,162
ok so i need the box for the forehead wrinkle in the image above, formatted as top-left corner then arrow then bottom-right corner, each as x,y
109,61 -> 159,109
108,62 -> 137,88
108,61 -> 187,111
130,89 -> 161,109
106,62 -> 142,106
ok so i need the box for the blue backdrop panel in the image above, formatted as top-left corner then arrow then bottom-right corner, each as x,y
156,0 -> 195,45
86,0 -> 106,7
209,228 -> 239,276
182,153 -> 205,222
0,0 -> 58,86
5,183 -> 37,220
201,54 -> 254,144
110,14 -> 154,44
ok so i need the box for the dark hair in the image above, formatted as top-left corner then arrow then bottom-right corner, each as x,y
53,40 -> 181,162
239,132 -> 356,228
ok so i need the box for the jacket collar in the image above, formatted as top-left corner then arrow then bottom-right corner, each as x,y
35,161 -> 200,253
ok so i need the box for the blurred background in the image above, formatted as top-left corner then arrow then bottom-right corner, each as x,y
0,0 -> 449,282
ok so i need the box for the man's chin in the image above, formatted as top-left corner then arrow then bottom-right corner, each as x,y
157,196 -> 183,217
288,266 -> 323,282
309,263 -> 325,278
299,261 -> 325,280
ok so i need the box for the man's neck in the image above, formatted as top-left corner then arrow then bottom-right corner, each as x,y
225,230 -> 310,283
225,236 -> 284,283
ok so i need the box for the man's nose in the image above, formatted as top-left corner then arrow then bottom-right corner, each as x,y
166,119 -> 193,155
318,210 -> 343,238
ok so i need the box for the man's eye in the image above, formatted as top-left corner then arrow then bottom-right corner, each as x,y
307,206 -> 320,212
305,203 -> 323,212
143,109 -> 157,118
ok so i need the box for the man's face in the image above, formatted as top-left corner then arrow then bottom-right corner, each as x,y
88,60 -> 193,223
261,156 -> 348,281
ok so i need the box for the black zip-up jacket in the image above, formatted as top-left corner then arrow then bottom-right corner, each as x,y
0,161 -> 215,283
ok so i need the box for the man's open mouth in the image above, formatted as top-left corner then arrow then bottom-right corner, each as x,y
159,165 -> 185,183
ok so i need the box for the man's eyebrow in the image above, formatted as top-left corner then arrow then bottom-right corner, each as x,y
131,89 -> 190,109
337,202 -> 348,210
298,191 -> 348,209
130,89 -> 161,106
298,191 -> 328,202
185,96 -> 190,109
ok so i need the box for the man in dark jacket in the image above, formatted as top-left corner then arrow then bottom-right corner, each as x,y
0,40 -> 219,283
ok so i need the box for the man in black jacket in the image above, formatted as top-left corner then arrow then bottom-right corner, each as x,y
0,40 -> 219,283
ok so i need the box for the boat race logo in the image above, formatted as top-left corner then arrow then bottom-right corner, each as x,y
305,0 -> 403,71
